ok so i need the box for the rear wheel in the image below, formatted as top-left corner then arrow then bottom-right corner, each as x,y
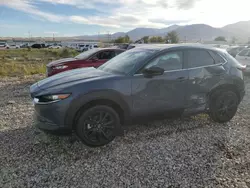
75,105 -> 119,147
209,90 -> 239,123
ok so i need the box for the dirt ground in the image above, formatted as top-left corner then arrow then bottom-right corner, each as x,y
0,75 -> 250,188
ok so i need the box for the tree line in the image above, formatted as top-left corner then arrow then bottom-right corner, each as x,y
114,31 -> 180,44
114,33 -> 238,44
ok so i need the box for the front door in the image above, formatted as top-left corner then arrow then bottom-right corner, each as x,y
131,51 -> 189,116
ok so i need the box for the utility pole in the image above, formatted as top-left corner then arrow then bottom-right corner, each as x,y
28,31 -> 31,43
107,31 -> 110,43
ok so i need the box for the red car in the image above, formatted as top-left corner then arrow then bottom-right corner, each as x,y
46,48 -> 125,77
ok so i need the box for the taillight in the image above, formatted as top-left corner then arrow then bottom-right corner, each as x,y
237,65 -> 247,71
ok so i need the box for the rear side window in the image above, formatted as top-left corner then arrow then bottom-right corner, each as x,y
210,51 -> 226,64
187,50 -> 214,68
115,50 -> 124,55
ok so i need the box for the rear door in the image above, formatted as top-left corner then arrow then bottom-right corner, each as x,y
131,50 -> 189,116
185,49 -> 227,110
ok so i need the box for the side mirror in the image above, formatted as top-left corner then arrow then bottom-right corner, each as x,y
142,66 -> 164,78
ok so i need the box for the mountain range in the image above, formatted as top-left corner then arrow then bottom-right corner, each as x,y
76,21 -> 250,42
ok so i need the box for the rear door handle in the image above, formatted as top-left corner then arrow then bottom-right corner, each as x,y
177,77 -> 185,81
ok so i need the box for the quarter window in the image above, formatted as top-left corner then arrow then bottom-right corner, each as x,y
210,51 -> 226,64
187,50 -> 214,68
145,51 -> 183,71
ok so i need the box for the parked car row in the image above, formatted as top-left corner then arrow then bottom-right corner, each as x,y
0,42 -> 20,49
76,44 -> 98,52
31,44 -> 246,147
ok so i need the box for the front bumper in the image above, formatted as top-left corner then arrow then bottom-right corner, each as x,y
34,111 -> 61,131
32,97 -> 72,131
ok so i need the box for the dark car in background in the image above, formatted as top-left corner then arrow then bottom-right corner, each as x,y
46,48 -> 125,77
31,43 -> 46,49
30,44 -> 245,147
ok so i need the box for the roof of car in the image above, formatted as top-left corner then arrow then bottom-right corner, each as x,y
129,43 -> 226,52
98,47 -> 126,51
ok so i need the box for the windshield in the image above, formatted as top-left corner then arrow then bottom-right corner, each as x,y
75,48 -> 100,59
98,49 -> 157,75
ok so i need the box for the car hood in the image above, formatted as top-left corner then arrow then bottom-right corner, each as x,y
36,67 -> 111,90
47,58 -> 77,67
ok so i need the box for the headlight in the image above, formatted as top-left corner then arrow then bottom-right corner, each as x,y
34,94 -> 71,104
53,65 -> 68,70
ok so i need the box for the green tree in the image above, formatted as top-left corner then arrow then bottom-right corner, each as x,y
149,36 -> 164,43
114,35 -> 130,43
156,36 -> 164,43
142,36 -> 149,43
124,35 -> 130,43
214,36 -> 227,42
165,31 -> 179,44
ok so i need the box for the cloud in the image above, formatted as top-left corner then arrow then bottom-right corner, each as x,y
0,24 -> 22,28
0,0 -> 205,31
176,0 -> 201,10
149,19 -> 191,25
0,0 -> 65,22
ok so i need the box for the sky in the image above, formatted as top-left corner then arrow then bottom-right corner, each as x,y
0,0 -> 250,37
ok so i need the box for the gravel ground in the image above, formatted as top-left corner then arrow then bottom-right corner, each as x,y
0,75 -> 250,188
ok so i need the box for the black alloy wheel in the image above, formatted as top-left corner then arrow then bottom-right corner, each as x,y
209,90 -> 239,123
76,105 -> 119,147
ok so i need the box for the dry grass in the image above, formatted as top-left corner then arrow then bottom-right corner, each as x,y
0,48 -> 79,76
0,61 -> 47,76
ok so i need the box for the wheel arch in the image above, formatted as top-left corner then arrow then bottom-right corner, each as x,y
64,90 -> 130,129
208,84 -> 241,102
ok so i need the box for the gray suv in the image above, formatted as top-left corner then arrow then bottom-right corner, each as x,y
30,44 -> 245,147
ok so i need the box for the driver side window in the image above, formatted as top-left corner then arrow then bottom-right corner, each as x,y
96,51 -> 116,60
145,51 -> 183,71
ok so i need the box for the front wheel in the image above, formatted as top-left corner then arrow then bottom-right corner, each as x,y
75,105 -> 119,147
209,90 -> 239,123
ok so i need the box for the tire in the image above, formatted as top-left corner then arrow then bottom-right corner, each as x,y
209,89 -> 239,123
75,105 -> 119,147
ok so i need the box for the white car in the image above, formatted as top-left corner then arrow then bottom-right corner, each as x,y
77,44 -> 86,51
235,48 -> 250,73
49,45 -> 62,49
0,42 -> 9,49
8,44 -> 20,49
